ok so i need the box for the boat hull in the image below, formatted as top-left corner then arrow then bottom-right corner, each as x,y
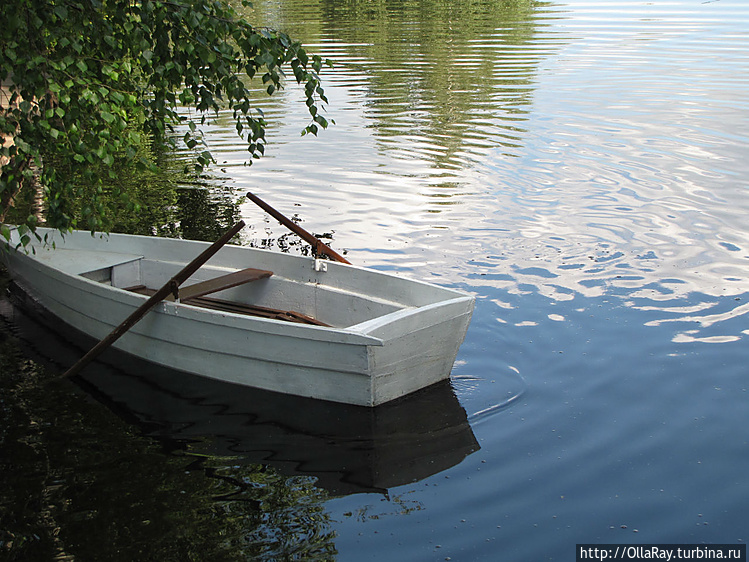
2,228 -> 474,406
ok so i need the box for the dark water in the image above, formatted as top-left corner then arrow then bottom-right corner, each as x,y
2,0 -> 749,560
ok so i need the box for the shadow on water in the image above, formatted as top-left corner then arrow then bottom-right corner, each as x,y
78,367 -> 479,496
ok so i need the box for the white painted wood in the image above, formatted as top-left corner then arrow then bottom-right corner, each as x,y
32,247 -> 143,276
111,259 -> 142,288
2,227 -> 474,406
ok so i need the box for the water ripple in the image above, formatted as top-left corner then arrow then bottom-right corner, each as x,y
178,0 -> 749,350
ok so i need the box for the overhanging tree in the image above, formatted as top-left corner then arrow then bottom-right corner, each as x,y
0,0 -> 331,245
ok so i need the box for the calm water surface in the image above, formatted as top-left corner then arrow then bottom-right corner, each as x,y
2,0 -> 748,560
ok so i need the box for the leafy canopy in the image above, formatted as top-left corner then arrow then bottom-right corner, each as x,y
0,0 -> 331,243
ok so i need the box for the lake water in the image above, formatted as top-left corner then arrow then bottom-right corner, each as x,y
2,0 -> 748,560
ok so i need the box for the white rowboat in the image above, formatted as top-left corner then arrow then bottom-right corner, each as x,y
2,227 -> 474,406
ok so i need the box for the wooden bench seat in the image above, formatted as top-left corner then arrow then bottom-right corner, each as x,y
167,267 -> 273,301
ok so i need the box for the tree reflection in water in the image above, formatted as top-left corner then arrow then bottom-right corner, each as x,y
0,290 -> 337,562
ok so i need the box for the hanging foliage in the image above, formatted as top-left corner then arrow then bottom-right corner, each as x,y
0,0 -> 331,242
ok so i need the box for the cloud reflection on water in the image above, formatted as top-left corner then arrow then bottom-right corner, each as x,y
178,0 -> 749,347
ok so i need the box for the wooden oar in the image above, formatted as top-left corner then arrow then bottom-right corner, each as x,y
246,191 -> 351,264
61,220 -> 246,379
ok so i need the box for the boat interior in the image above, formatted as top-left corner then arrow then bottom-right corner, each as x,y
123,269 -> 330,327
76,252 -> 410,330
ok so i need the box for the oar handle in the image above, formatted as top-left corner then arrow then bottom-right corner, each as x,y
61,221 -> 245,379
246,191 -> 351,264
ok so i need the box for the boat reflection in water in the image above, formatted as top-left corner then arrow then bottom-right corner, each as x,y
4,283 -> 479,496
